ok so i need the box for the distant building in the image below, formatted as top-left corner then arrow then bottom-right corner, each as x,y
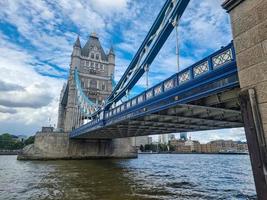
180,132 -> 187,141
159,134 -> 169,144
134,136 -> 152,147
170,138 -> 248,153
148,137 -> 152,144
168,134 -> 176,141
185,139 -> 201,152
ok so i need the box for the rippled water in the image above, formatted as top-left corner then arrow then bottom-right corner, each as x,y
0,154 -> 256,200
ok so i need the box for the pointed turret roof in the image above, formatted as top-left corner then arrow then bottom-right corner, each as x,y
74,36 -> 81,48
109,46 -> 115,55
81,33 -> 108,61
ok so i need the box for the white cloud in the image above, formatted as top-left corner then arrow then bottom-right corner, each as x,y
0,106 -> 17,114
0,34 -> 64,135
90,0 -> 129,16
189,128 -> 246,144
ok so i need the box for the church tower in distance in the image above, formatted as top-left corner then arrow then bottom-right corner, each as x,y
57,33 -> 115,132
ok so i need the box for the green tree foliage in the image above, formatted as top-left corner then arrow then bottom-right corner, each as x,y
0,133 -> 35,150
144,143 -> 175,152
24,136 -> 35,146
144,144 -> 158,152
139,144 -> 145,152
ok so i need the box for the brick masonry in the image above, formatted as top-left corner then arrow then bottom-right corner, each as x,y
223,0 -> 267,139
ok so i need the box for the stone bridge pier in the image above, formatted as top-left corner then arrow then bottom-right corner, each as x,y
18,129 -> 137,160
222,0 -> 267,198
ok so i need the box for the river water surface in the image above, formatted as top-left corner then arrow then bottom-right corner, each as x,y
0,154 -> 256,200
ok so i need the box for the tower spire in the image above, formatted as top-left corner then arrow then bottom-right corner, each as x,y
74,35 -> 81,48
109,45 -> 115,55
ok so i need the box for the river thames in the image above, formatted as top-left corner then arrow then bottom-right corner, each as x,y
0,154 -> 256,200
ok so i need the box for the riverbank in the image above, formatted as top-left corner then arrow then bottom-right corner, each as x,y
0,150 -> 21,155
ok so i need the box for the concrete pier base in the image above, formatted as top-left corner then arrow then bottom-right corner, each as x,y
17,132 -> 137,160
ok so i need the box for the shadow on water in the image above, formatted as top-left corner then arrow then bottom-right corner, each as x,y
0,154 -> 257,200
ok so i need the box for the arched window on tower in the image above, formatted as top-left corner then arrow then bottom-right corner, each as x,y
90,80 -> 97,89
96,54 -> 99,60
81,80 -> 85,88
91,53 -> 94,59
102,83 -> 106,91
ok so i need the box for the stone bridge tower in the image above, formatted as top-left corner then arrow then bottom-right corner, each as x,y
57,33 -> 115,132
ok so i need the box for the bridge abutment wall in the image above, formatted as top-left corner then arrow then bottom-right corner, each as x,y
17,132 -> 137,160
222,0 -> 267,198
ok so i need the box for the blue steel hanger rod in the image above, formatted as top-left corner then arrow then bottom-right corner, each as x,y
104,0 -> 190,110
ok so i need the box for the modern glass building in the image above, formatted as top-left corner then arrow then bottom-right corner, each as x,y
180,132 -> 188,141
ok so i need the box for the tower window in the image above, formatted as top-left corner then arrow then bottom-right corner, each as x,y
91,53 -> 94,59
81,81 -> 85,88
86,61 -> 89,66
95,63 -> 98,69
96,54 -> 99,60
90,80 -> 97,89
102,83 -> 105,90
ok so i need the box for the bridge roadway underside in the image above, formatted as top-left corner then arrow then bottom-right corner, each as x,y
74,88 -> 243,139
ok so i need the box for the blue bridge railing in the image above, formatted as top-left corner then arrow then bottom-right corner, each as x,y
70,42 -> 238,138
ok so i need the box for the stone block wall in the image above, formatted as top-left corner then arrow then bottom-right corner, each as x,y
18,132 -> 137,160
225,0 -> 267,139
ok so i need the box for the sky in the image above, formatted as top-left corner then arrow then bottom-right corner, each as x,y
0,0 -> 246,143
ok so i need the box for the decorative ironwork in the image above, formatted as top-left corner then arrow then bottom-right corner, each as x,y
193,61 -> 209,77
146,90 -> 153,99
179,70 -> 190,84
212,49 -> 232,68
164,79 -> 174,91
154,85 -> 162,95
105,0 -> 189,108
116,107 -> 120,113
132,98 -> 137,106
127,101 -> 131,108
138,95 -> 143,103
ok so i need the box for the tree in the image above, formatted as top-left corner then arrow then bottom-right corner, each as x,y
0,133 -> 24,150
0,133 -> 34,150
139,144 -> 144,152
24,136 -> 35,146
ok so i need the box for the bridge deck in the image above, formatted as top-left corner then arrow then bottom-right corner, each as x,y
70,42 -> 242,139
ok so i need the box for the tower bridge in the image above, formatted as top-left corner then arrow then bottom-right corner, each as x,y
19,0 -> 267,198
70,42 -> 243,139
